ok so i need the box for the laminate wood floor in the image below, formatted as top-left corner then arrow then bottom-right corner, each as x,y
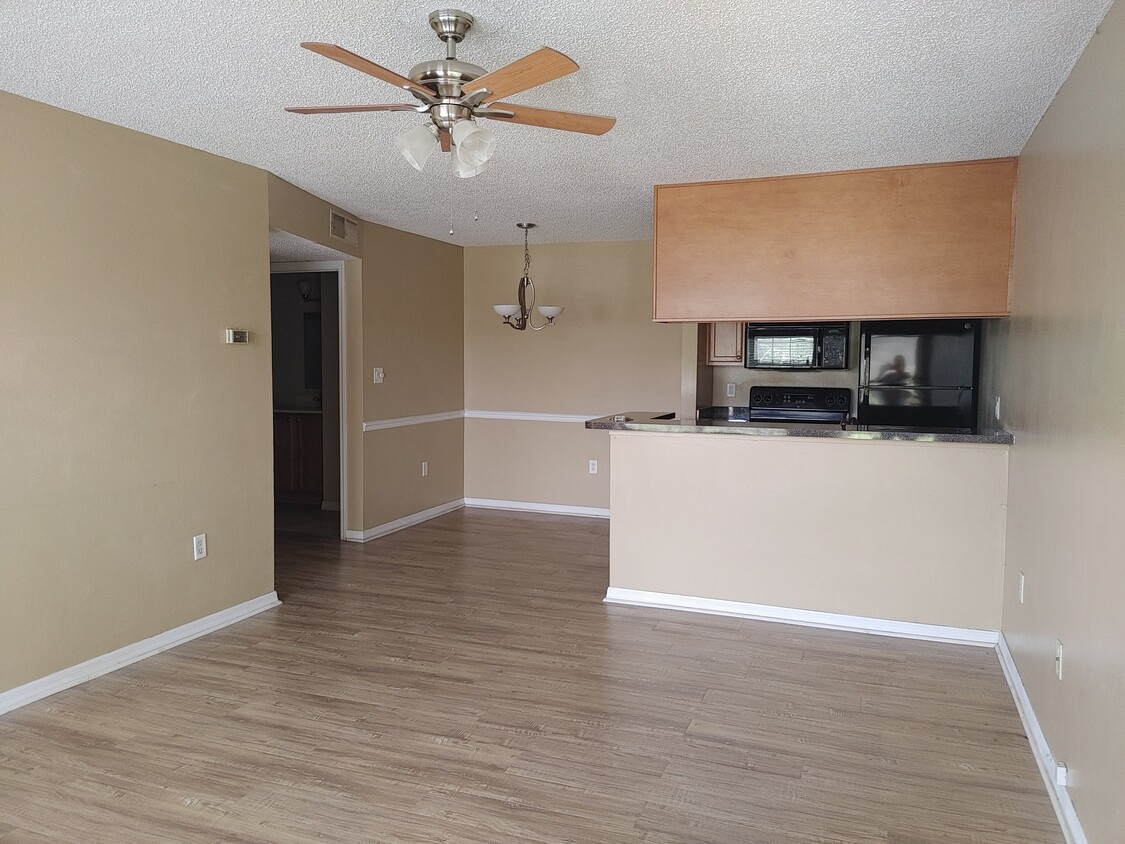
0,509 -> 1061,843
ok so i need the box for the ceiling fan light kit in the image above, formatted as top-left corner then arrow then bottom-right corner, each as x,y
286,9 -> 615,180
493,223 -> 563,332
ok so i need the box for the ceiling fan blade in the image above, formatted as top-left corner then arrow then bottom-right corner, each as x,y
482,103 -> 615,136
285,104 -> 423,114
439,128 -> 451,152
461,47 -> 578,101
300,42 -> 435,101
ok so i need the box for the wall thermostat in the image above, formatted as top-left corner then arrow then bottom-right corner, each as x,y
225,328 -> 249,344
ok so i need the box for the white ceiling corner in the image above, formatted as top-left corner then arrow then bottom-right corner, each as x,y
0,0 -> 1114,247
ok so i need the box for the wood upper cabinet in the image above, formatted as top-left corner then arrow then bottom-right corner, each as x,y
653,158 -> 1017,322
705,322 -> 744,364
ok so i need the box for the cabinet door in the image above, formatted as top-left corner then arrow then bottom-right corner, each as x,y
706,322 -> 744,364
273,414 -> 295,493
295,414 -> 323,497
654,158 -> 1016,322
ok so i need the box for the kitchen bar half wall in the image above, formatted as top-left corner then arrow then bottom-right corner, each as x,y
591,417 -> 1010,635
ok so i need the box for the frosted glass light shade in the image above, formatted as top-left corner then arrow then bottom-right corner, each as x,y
493,304 -> 521,317
454,154 -> 488,179
537,306 -> 563,319
452,120 -> 497,168
395,124 -> 438,171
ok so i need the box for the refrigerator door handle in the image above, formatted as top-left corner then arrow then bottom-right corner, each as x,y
865,385 -> 972,392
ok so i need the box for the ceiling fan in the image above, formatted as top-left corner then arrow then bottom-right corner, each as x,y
286,9 -> 616,177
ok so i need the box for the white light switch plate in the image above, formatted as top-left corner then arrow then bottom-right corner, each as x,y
373,367 -> 385,384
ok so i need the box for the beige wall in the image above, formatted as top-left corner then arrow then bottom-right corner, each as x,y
363,420 -> 465,526
610,432 -> 1008,631
464,419 -> 610,507
464,241 -> 682,508
994,3 -> 1125,839
0,93 -> 275,692
267,174 -> 361,259
361,223 -> 464,528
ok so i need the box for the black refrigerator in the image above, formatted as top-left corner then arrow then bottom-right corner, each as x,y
857,319 -> 981,431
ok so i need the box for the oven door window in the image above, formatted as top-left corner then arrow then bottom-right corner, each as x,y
747,334 -> 816,368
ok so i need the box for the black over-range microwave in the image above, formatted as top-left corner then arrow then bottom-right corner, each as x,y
743,323 -> 850,370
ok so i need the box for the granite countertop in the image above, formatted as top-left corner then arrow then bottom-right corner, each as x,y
585,412 -> 1013,445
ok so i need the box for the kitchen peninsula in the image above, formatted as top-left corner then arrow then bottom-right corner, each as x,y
587,412 -> 1012,643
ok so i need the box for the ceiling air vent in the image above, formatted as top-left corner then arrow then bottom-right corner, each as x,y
329,210 -> 359,246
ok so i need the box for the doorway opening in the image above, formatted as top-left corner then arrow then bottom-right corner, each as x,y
269,260 -> 349,540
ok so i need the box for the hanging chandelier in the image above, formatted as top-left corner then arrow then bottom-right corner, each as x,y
492,223 -> 563,331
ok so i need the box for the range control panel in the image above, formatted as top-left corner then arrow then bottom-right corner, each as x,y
750,386 -> 851,411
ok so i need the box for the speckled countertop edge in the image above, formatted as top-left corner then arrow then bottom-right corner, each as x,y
585,413 -> 1013,445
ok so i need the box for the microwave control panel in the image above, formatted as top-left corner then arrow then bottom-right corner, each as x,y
820,329 -> 848,369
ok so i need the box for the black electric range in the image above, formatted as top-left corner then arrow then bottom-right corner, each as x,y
749,386 -> 852,424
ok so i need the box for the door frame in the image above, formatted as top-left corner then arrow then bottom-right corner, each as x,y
270,260 -> 351,540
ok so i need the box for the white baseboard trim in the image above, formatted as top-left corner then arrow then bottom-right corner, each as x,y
996,634 -> 1088,844
603,588 -> 999,647
464,497 -> 610,519
345,499 -> 465,543
0,592 -> 281,716
320,501 -> 341,512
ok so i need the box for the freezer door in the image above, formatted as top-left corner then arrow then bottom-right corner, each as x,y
858,386 -> 975,429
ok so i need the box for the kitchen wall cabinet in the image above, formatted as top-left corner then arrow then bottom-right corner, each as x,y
653,158 -> 1017,323
274,412 -> 323,500
705,322 -> 744,365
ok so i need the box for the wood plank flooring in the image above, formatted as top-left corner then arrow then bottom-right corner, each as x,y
0,509 -> 1061,843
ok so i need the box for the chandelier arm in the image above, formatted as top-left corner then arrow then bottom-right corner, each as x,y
524,277 -> 550,330
517,276 -> 531,330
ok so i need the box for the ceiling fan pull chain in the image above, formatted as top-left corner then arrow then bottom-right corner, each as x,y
449,162 -> 455,236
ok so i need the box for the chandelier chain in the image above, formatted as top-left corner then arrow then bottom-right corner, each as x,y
523,226 -> 531,278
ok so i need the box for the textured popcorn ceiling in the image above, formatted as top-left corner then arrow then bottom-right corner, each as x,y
0,1 -> 1113,246
269,229 -> 353,263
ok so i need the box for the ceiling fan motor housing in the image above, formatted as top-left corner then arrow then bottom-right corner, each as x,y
414,10 -> 487,127
409,59 -> 487,101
